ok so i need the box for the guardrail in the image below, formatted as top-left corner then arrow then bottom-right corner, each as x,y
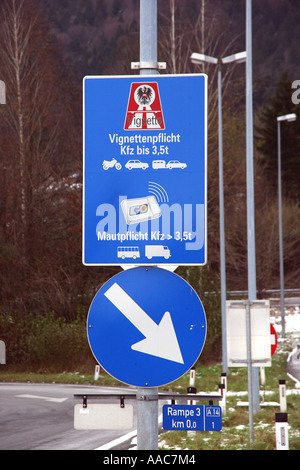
74,392 -> 223,408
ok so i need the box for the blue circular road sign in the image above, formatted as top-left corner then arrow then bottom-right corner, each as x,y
87,267 -> 206,387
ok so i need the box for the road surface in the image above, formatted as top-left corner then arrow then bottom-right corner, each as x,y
0,382 -> 139,450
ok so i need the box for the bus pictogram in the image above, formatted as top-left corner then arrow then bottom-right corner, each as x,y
117,246 -> 141,259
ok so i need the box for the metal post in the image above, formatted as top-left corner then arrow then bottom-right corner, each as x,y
137,388 -> 158,450
137,0 -> 159,450
218,64 -> 228,374
246,0 -> 260,414
139,0 -> 158,76
246,301 -> 254,442
277,120 -> 285,338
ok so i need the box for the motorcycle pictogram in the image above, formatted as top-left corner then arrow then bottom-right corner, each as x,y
102,158 -> 122,170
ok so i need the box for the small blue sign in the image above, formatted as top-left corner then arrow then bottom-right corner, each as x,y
83,74 -> 207,266
87,267 -> 207,387
162,405 -> 222,431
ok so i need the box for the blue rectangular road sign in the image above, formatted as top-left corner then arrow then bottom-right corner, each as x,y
162,404 -> 222,431
83,74 -> 207,266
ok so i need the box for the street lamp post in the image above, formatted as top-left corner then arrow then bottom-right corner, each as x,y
276,113 -> 297,338
190,51 -> 246,374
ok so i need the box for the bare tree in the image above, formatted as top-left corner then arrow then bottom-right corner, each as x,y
2,0 -> 31,245
0,0 -> 83,316
0,0 -> 67,258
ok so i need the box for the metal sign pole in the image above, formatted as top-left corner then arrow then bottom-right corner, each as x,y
139,0 -> 158,76
137,388 -> 159,450
245,0 -> 260,415
137,0 -> 159,450
245,301 -> 254,442
218,64 -> 228,375
277,120 -> 285,338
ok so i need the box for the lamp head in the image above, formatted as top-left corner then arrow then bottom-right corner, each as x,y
221,51 -> 247,65
190,52 -> 218,65
277,113 -> 297,122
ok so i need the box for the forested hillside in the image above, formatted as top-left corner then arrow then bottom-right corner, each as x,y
39,0 -> 300,100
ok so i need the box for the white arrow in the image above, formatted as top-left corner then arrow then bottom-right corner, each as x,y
104,282 -> 184,364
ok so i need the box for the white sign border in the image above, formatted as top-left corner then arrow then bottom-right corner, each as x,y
82,74 -> 207,267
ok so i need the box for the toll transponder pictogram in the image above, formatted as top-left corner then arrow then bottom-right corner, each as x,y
124,82 -> 165,131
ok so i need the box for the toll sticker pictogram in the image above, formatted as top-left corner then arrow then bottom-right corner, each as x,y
124,82 -> 165,131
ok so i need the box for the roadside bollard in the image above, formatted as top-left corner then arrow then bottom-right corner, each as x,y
260,367 -> 266,386
275,413 -> 289,450
94,364 -> 100,381
189,369 -> 195,388
187,386 -> 197,437
218,383 -> 226,416
187,369 -> 196,405
221,372 -> 227,394
187,370 -> 196,437
0,340 -> 6,365
0,80 -> 6,105
279,380 -> 287,412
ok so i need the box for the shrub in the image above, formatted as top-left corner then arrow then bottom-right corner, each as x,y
0,311 -> 92,372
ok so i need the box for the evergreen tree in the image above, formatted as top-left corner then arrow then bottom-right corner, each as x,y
255,72 -> 300,201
